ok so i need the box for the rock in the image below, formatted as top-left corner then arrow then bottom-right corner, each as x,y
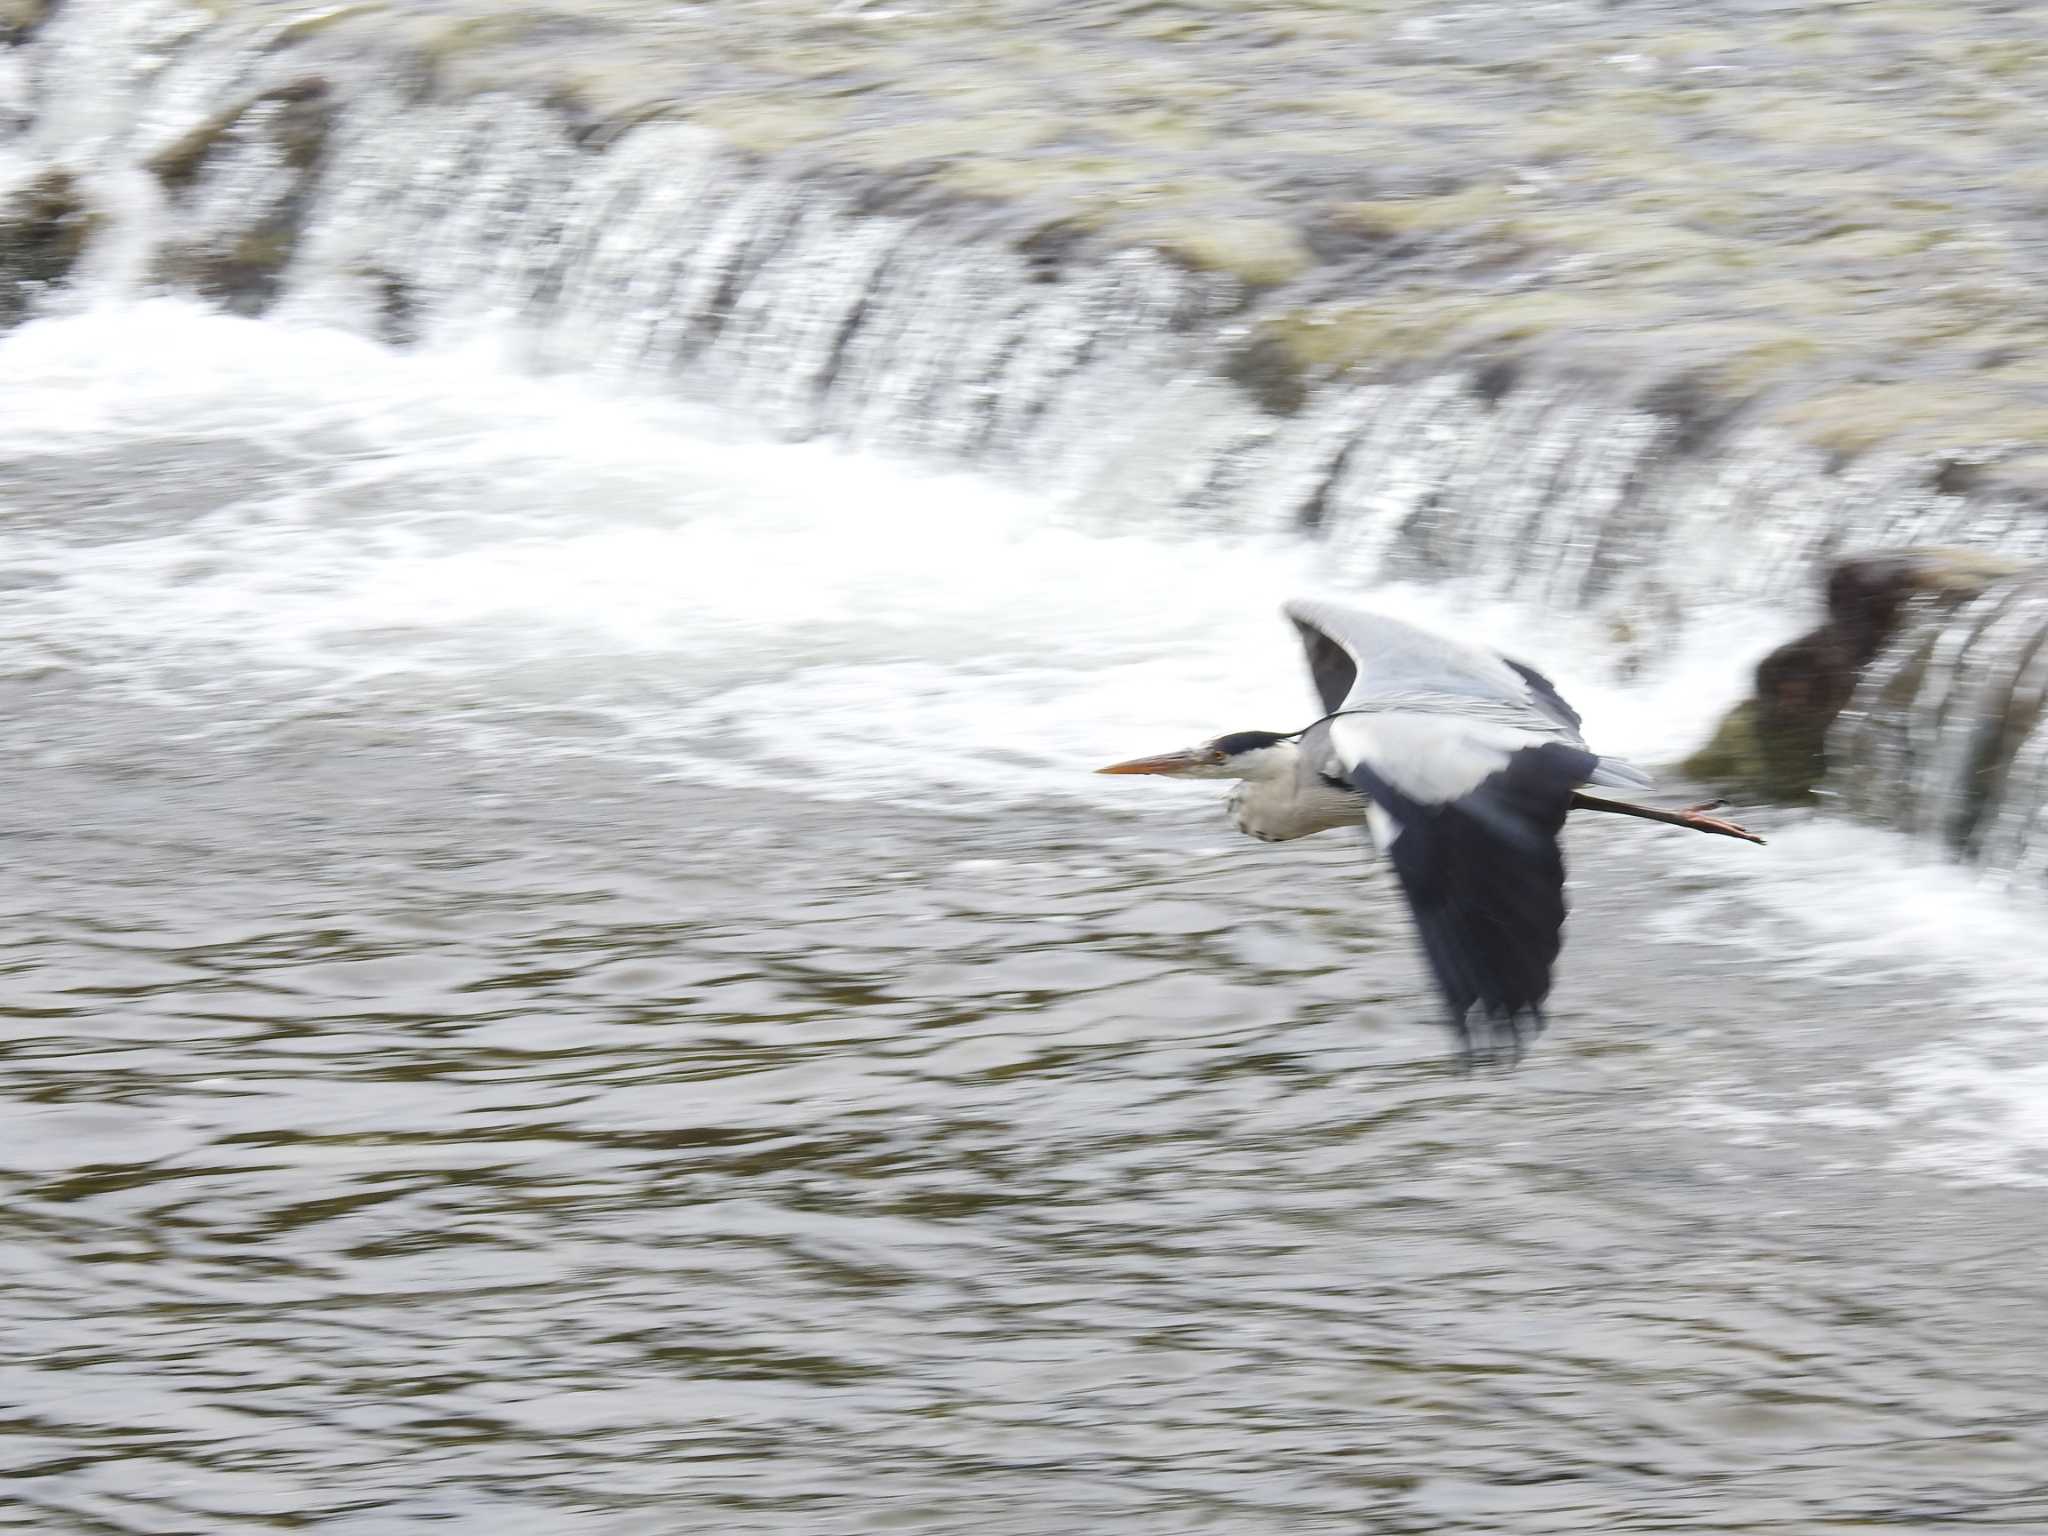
147,115 -> 236,193
1680,699 -> 1761,791
147,77 -> 334,192
0,167 -> 97,325
1220,332 -> 1309,416
1747,628 -> 1862,800
147,78 -> 335,315
1828,548 -> 2027,656
1686,547 -> 2030,800
0,0 -> 50,48
153,228 -> 299,317
352,262 -> 416,348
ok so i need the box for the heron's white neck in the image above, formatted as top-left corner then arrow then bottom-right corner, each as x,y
1225,742 -> 1362,843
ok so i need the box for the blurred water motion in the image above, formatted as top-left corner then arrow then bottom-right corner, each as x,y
6,2 -> 2048,1531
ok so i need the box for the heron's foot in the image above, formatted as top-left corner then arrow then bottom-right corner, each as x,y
1675,800 -> 1767,845
1449,1008 -> 1542,1069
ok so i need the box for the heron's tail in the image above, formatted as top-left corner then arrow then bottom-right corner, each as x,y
1585,756 -> 1654,791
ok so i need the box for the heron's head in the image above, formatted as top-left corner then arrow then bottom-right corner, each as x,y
1096,730 -> 1299,781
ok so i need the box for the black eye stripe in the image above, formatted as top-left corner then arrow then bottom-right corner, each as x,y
1211,730 -> 1289,756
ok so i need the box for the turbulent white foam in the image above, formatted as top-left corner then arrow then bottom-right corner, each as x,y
0,304 -> 1283,693
0,303 -> 1783,797
1881,1040 -> 2048,1186
1647,816 -> 2048,1184
1647,819 -> 2048,1009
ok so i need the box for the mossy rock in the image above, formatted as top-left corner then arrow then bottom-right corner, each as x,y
0,168 -> 99,324
1220,332 -> 1310,416
1146,218 -> 1314,289
153,227 -> 299,315
147,117 -> 233,191
1679,700 -> 1794,798
0,0 -> 49,46
1750,629 -> 1862,802
143,76 -> 336,316
1684,680 -> 1840,804
147,77 -> 335,192
1681,699 -> 1764,792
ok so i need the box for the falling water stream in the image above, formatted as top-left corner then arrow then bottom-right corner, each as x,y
6,4 -> 2048,1532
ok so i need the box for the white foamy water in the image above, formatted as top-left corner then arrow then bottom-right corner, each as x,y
1650,816 -> 2048,1185
0,302 -> 1785,788
7,300 -> 2047,1182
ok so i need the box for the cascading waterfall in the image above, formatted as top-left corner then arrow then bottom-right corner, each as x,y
7,0 -> 2048,872
1835,576 -> 2048,876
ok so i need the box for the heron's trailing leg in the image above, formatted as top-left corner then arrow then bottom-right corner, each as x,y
1448,1007 -> 1542,1069
1570,792 -> 1765,845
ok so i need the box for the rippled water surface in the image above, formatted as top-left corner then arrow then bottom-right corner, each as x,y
7,308 -> 2048,1534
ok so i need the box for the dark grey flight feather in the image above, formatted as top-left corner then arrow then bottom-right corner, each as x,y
1500,658 -> 1582,735
1346,740 -> 1594,1033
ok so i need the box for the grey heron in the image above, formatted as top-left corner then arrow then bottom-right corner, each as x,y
1099,600 -> 1762,1056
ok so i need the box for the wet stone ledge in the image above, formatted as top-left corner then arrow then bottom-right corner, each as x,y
8,0 -> 2048,503
147,0 -> 2048,504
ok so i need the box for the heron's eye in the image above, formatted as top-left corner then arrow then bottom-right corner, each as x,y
1208,749 -> 1229,764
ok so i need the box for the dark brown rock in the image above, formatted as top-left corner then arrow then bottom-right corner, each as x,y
1220,332 -> 1308,416
0,167 -> 97,325
1687,547 -> 2030,800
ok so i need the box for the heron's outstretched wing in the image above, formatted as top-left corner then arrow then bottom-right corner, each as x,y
1286,599 -> 1571,726
1286,598 -> 1651,790
1321,712 -> 1594,1034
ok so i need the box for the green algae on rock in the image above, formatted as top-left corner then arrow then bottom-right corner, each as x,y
0,169 -> 98,326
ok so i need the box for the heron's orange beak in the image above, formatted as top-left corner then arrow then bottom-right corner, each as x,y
1096,749 -> 1205,776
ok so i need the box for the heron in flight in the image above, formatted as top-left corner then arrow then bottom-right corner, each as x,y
1099,600 -> 1762,1056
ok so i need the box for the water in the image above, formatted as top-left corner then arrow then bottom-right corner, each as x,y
7,303 -> 2048,1533
10,4 -> 2048,1528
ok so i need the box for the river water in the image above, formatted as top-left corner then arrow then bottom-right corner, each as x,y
6,299 -> 2048,1532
